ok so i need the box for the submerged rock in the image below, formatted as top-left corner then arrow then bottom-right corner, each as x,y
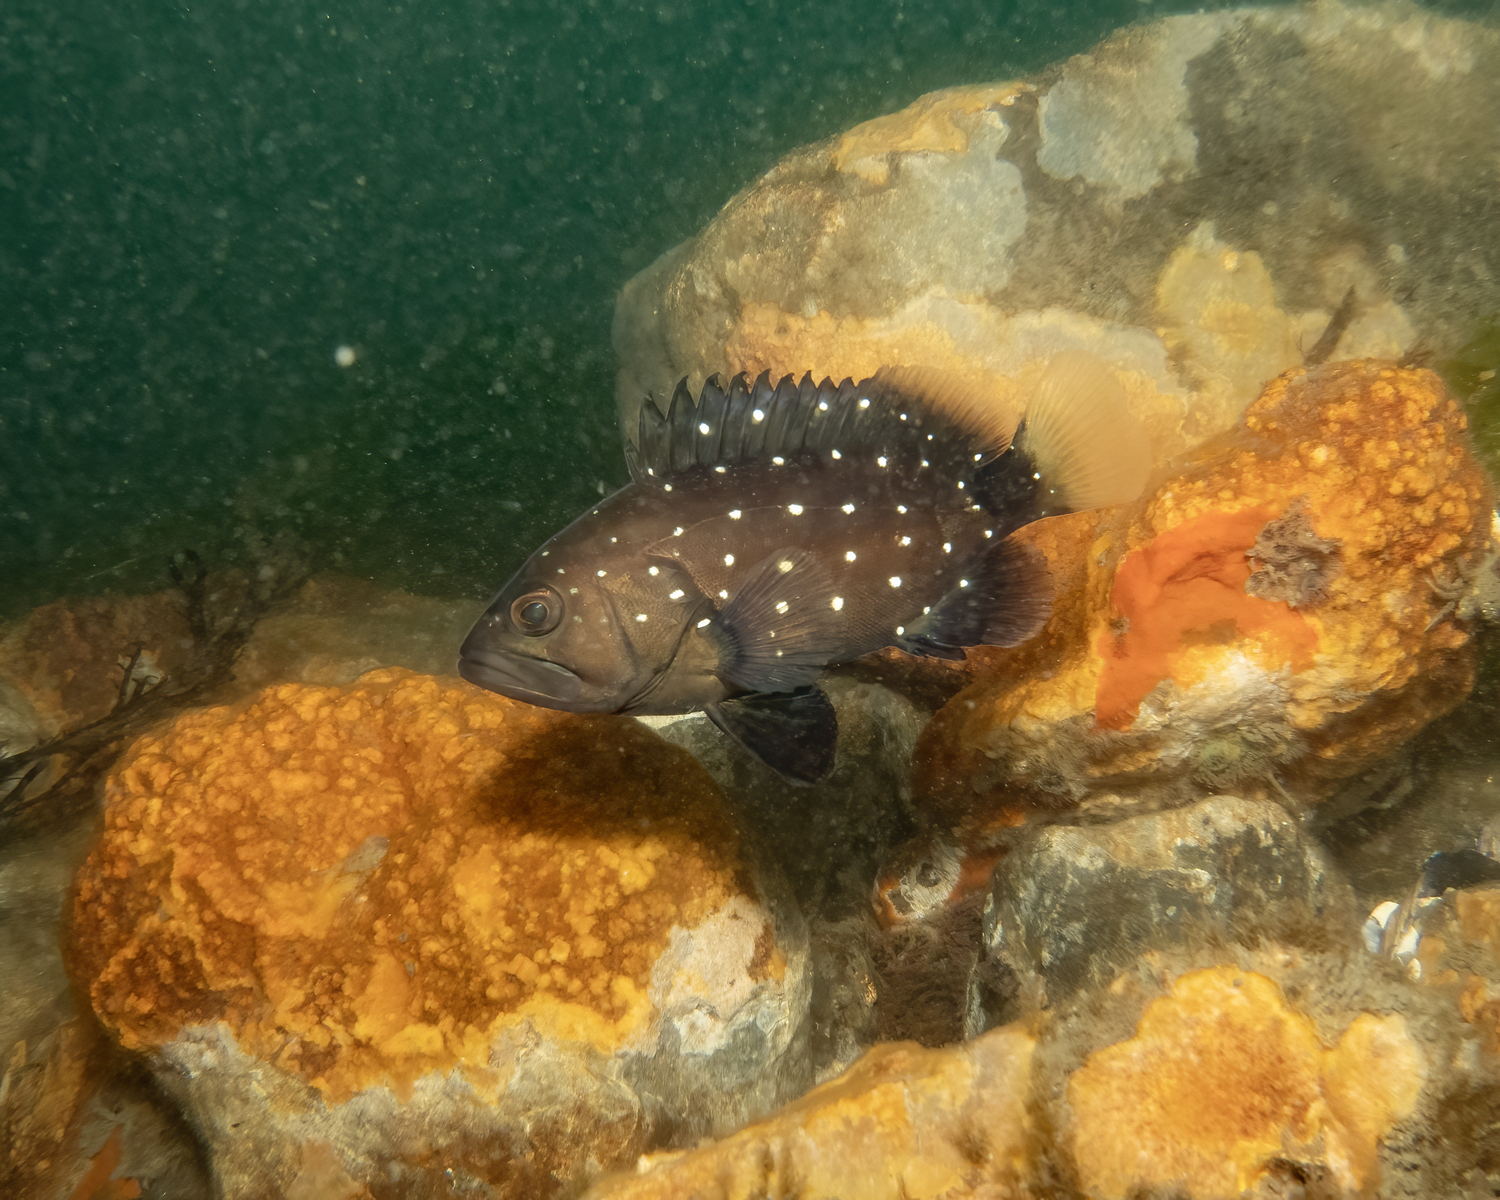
982,796 -> 1361,1011
584,1024 -> 1037,1200
1063,966 -> 1426,1199
615,1 -> 1500,463
914,360 -> 1494,834
67,670 -> 810,1198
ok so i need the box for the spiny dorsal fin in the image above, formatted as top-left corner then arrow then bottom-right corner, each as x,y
627,367 -> 1022,487
1019,350 -> 1152,512
869,365 -> 1022,462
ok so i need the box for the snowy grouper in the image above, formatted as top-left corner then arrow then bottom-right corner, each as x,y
458,353 -> 1150,783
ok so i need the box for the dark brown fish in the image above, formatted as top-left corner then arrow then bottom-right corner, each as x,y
458,352 -> 1149,782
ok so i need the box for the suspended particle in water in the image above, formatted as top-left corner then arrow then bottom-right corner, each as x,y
334,345 -> 357,368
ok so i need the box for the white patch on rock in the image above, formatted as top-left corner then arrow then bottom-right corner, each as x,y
1037,13 -> 1231,199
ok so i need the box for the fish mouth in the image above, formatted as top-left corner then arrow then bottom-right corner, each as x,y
457,647 -> 584,707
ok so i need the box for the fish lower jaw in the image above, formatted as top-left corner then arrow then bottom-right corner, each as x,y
456,648 -> 586,708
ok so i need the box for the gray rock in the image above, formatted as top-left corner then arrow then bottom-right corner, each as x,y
615,0 -> 1500,456
638,676 -> 929,919
982,796 -> 1362,1010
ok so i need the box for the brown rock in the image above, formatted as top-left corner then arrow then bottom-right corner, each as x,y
584,1024 -> 1036,1200
915,361 -> 1494,833
1066,966 -> 1424,1199
67,669 -> 810,1198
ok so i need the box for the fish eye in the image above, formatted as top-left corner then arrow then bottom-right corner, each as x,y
509,587 -> 563,636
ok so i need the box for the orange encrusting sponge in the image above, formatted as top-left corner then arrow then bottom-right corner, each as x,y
1093,506 -> 1319,730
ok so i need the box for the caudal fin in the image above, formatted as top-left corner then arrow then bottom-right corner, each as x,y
1019,350 -> 1153,514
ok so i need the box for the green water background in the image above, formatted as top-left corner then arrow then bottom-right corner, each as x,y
0,0 -> 1490,620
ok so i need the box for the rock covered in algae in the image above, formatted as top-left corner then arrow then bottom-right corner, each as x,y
583,1024 -> 1037,1200
912,360 -> 1494,834
614,0 -> 1500,461
1064,967 -> 1425,1199
66,669 -> 810,1198
982,796 -> 1361,1008
580,944 -> 1475,1199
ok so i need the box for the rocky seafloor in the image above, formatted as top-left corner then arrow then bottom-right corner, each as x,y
9,2 -> 1500,1197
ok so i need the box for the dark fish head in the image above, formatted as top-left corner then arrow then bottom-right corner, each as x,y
458,515 -> 702,714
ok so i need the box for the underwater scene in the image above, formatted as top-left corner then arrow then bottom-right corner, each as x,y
7,0 -> 1500,1195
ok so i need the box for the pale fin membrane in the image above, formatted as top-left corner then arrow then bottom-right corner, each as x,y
1019,350 -> 1152,512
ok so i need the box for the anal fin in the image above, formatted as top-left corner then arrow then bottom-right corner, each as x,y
705,687 -> 838,785
896,535 -> 1052,656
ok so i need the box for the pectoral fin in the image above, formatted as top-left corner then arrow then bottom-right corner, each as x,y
710,548 -> 842,693
705,687 -> 838,785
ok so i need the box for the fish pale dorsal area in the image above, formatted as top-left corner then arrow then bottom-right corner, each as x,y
459,353 -> 1149,782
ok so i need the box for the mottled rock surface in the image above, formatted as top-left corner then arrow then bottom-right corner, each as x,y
584,1025 -> 1036,1200
615,1 -> 1500,461
984,796 -> 1361,1007
1065,967 -> 1425,1199
67,670 -> 810,1198
915,360 -> 1493,832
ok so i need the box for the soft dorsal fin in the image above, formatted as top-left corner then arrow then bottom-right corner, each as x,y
1018,350 -> 1152,512
625,368 -> 1022,487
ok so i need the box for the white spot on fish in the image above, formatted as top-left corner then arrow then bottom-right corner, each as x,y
775,600 -> 789,614
787,504 -> 804,515
899,536 -> 912,546
724,553 -> 735,567
845,551 -> 857,562
753,408 -> 765,421
889,576 -> 902,588
818,400 -> 829,411
922,606 -> 931,614
957,481 -> 966,490
569,587 -> 578,595
635,613 -> 648,622
985,530 -> 994,538
877,456 -> 888,468
943,542 -> 951,553
648,565 -> 660,576
673,527 -> 684,536
921,460 -> 930,469
777,559 -> 794,573
729,509 -> 742,519
596,569 -> 607,578
859,397 -> 870,409
897,505 -> 908,514
540,550 -> 550,557
669,589 -> 685,600
664,484 -> 673,492
960,579 -> 971,588
714,466 -> 726,474
773,456 -> 785,465
841,502 -> 855,514
698,618 -> 712,628
610,536 -> 618,544
718,589 -> 729,599
974,454 -> 983,462
1033,472 -> 1041,480
699,421 -> 711,435
831,596 -> 844,611
896,625 -> 905,635
831,449 -> 842,460
557,567 -> 566,574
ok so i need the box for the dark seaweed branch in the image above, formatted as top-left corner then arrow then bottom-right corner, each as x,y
0,536 -> 314,840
